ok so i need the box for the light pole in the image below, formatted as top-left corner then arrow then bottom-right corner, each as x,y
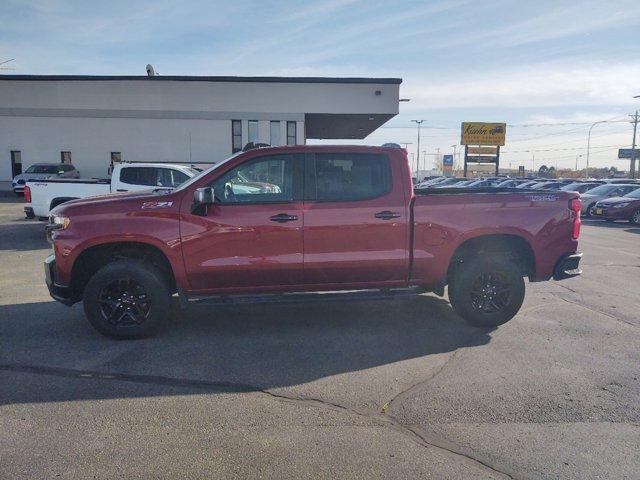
412,120 -> 426,176
575,154 -> 582,172
631,95 -> 639,179
451,145 -> 457,173
586,120 -> 610,179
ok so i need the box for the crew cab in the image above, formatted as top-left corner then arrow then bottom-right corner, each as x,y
24,162 -> 197,219
44,145 -> 583,339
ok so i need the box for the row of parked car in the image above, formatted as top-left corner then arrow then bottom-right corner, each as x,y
416,176 -> 640,224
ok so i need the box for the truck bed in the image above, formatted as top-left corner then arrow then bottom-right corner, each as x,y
410,187 -> 577,285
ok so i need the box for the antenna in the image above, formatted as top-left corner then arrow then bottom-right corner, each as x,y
145,64 -> 157,76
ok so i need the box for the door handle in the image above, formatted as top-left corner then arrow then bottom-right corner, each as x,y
374,211 -> 401,220
270,213 -> 299,223
116,189 -> 128,192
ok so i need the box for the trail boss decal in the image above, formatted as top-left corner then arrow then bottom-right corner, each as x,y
526,194 -> 558,202
141,201 -> 173,209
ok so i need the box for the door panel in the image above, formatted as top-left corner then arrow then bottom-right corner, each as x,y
180,153 -> 304,293
181,203 -> 304,291
302,153 -> 409,286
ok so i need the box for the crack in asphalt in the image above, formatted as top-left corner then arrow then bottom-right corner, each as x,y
0,363 -> 514,479
384,351 -> 459,412
550,292 -> 638,328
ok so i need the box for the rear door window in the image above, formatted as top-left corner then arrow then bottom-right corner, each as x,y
308,153 -> 391,201
120,167 -> 159,186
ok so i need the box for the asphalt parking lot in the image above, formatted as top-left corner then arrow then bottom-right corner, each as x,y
0,196 -> 638,479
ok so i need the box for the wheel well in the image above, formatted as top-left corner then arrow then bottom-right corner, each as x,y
70,242 -> 176,300
50,197 -> 78,210
447,234 -> 535,281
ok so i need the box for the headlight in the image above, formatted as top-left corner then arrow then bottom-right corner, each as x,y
50,215 -> 71,230
612,202 -> 629,209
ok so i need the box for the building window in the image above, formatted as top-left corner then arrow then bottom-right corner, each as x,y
232,120 -> 242,153
61,151 -> 72,164
270,121 -> 280,146
248,120 -> 259,144
287,121 -> 297,146
10,151 -> 22,177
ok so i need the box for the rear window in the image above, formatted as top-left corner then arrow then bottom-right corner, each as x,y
311,153 -> 391,201
120,167 -> 189,187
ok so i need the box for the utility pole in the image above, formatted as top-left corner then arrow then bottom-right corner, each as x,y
412,120 -> 426,176
532,153 -> 535,175
630,111 -> 639,179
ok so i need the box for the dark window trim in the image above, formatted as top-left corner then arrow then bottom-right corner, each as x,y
286,121 -> 297,146
304,153 -> 393,203
232,120 -> 242,153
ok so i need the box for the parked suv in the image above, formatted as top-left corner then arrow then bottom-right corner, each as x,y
12,163 -> 79,194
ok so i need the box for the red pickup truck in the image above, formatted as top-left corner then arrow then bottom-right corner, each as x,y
44,145 -> 582,339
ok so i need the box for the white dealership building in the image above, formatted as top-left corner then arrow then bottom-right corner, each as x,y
0,74 -> 401,189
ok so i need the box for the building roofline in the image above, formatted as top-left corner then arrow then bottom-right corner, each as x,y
0,74 -> 402,85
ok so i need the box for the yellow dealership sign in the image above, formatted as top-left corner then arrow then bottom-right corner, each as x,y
461,122 -> 506,146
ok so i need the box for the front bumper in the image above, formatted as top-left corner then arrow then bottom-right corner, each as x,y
44,254 -> 74,306
553,252 -> 583,280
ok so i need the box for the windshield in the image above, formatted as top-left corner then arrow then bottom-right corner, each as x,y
623,187 -> 640,198
25,165 -> 60,174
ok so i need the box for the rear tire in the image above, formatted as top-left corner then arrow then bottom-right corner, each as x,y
631,209 -> 640,225
83,259 -> 171,339
448,257 -> 525,328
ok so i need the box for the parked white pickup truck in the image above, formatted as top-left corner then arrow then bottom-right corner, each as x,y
24,163 -> 198,219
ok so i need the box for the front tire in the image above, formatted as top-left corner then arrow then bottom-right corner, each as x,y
631,209 -> 640,225
585,203 -> 596,218
448,258 -> 525,328
83,259 -> 171,339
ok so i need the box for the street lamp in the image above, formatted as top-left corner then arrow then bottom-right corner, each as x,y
586,120 -> 611,179
411,120 -> 426,175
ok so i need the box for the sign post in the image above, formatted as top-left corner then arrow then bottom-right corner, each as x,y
442,154 -> 454,177
460,122 -> 506,177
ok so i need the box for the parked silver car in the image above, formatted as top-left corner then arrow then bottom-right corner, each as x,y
12,163 -> 80,194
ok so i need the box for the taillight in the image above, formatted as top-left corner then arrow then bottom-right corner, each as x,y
24,186 -> 31,203
569,197 -> 581,240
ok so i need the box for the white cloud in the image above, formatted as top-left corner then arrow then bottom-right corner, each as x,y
403,60 -> 640,109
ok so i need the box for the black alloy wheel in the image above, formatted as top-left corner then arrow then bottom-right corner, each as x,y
98,278 -> 151,327
469,271 -> 512,314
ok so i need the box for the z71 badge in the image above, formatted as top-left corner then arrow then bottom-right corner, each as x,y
141,201 -> 173,209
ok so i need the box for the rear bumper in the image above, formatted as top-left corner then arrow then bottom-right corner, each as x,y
553,252 -> 583,280
44,254 -> 75,306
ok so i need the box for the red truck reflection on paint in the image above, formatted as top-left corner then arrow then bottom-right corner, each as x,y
44,145 -> 582,339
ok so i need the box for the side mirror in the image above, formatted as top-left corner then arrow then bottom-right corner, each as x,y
58,171 -> 65,175
194,187 -> 215,205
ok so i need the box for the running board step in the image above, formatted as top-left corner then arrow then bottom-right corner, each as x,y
187,286 -> 427,307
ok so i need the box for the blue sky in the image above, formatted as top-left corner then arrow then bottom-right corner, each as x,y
2,0 -> 640,171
